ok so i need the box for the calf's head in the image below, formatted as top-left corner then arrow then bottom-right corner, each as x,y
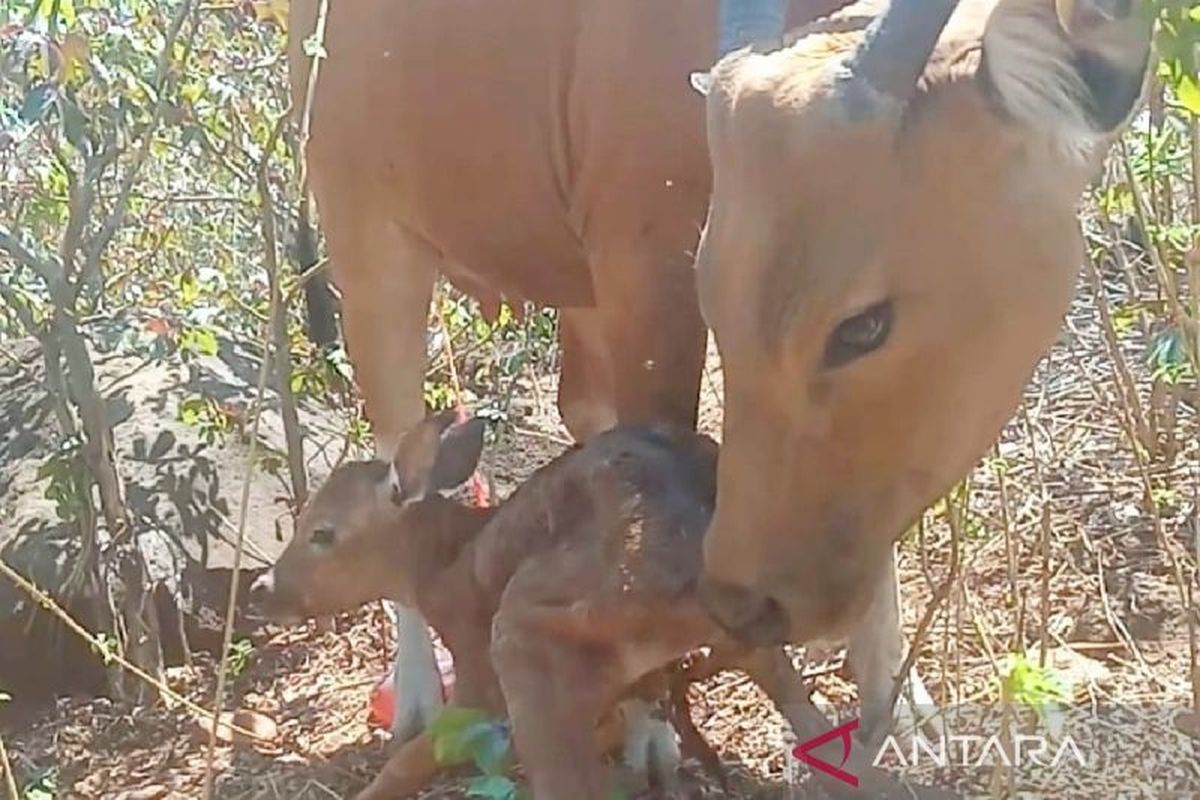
251,412 -> 486,620
697,0 -> 1152,643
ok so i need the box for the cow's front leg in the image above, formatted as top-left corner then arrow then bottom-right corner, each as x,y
320,199 -> 442,741
557,308 -> 617,441
586,240 -> 706,431
740,646 -> 910,799
845,546 -> 936,746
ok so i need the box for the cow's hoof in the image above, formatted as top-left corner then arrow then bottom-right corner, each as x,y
620,701 -> 682,792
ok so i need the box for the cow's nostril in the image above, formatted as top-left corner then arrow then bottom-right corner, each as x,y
699,576 -> 790,646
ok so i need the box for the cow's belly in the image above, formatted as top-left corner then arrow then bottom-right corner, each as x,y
396,156 -> 595,309
299,0 -> 768,307
302,0 -> 597,307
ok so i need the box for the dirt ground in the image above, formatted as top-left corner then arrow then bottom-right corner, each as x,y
4,257 -> 1200,798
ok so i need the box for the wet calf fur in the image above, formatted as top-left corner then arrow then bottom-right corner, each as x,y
252,413 -> 897,799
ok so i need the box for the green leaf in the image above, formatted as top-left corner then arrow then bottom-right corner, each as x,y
461,720 -> 512,775
179,396 -> 206,426
19,85 -> 56,123
22,767 -> 57,800
92,633 -> 118,665
1147,327 -> 1194,384
37,0 -> 75,25
226,637 -> 253,677
428,707 -> 493,766
1109,302 -> 1143,334
179,326 -> 219,357
178,272 -> 199,305
1003,653 -> 1071,725
1177,74 -> 1200,114
466,775 -> 519,800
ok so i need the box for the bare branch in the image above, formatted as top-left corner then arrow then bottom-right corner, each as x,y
78,0 -> 200,296
0,225 -> 64,289
257,107 -> 308,504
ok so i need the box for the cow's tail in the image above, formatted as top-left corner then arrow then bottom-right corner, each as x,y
294,191 -> 339,350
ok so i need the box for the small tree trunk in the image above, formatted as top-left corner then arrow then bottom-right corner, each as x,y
54,307 -> 165,700
261,121 -> 308,506
109,544 -> 165,703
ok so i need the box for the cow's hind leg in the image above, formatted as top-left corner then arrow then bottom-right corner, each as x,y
318,194 -> 441,742
616,696 -> 681,793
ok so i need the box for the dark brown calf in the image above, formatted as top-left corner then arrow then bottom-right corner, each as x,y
253,413 -> 929,799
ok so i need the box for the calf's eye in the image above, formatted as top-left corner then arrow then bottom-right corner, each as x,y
823,300 -> 893,369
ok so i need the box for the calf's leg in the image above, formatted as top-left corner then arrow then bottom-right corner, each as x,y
353,638 -> 504,800
492,629 -> 616,800
353,731 -> 440,800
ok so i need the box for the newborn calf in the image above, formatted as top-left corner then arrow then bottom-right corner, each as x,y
252,412 -> 905,800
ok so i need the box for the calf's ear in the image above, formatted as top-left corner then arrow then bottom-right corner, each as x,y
429,417 -> 486,493
388,412 -> 485,505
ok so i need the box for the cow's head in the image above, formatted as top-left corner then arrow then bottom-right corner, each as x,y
697,0 -> 1152,644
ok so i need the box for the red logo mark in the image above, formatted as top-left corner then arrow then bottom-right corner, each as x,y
792,718 -> 860,787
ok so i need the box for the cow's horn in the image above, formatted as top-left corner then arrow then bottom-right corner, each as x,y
718,0 -> 788,57
845,0 -> 961,103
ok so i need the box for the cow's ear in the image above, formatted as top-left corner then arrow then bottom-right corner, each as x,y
981,0 -> 1150,140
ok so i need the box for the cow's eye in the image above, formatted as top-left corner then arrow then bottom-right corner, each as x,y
823,301 -> 893,368
311,526 -> 336,548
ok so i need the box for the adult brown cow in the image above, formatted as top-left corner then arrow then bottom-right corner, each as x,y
696,0 -> 1152,669
287,0 -> 912,758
